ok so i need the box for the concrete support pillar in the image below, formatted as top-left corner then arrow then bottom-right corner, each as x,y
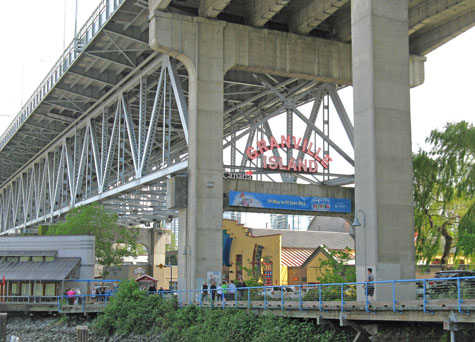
185,22 -> 224,291
352,0 -> 415,300
151,17 -> 225,291
151,229 -> 170,284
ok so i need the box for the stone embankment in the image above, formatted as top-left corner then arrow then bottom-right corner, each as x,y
6,316 -> 159,342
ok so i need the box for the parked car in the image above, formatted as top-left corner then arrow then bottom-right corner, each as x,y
427,270 -> 475,297
259,286 -> 300,299
416,281 -> 425,299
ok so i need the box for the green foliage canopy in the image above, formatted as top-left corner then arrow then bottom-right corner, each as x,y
46,203 -> 138,276
315,247 -> 356,284
413,121 -> 475,267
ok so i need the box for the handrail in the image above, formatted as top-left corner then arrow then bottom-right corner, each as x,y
0,0 -> 126,152
1,275 -> 474,315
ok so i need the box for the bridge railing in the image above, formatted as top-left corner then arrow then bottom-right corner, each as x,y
151,275 -> 475,314
0,276 -> 473,314
0,0 -> 126,152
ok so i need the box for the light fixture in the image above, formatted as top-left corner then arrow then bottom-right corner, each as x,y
352,209 -> 366,227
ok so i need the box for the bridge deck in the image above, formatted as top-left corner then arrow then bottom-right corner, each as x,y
1,299 -> 474,324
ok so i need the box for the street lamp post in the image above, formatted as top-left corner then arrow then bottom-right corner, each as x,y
352,210 -> 367,296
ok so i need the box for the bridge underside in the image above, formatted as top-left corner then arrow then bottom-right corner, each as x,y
0,0 -> 474,300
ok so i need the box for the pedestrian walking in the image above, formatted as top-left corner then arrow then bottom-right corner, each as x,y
210,282 -> 217,302
201,282 -> 209,302
365,268 -> 375,300
228,280 -> 237,301
237,277 -> 246,300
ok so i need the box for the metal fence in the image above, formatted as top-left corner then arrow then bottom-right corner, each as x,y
0,276 -> 473,314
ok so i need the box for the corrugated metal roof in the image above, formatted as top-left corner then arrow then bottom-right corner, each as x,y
281,248 -> 315,267
248,228 -> 354,250
0,250 -> 57,257
0,258 -> 80,281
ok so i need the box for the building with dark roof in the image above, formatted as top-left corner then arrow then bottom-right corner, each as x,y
0,236 -> 94,298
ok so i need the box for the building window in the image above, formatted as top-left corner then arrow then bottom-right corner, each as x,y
32,256 -> 44,262
45,283 -> 56,296
252,245 -> 264,277
21,283 -> 31,296
11,283 -> 19,296
236,254 -> 242,279
35,283 -> 43,296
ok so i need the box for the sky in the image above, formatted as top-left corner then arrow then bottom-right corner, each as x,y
0,1 -> 474,228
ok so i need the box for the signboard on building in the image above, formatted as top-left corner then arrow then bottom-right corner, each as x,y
207,271 -> 222,286
223,171 -> 252,180
245,135 -> 332,173
229,191 -> 351,213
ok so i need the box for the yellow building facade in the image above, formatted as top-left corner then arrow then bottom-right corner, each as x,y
223,219 -> 354,286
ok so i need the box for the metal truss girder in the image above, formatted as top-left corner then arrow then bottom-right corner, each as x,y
68,66 -> 117,87
223,80 -> 318,149
167,58 -> 189,144
0,54 -> 190,232
55,84 -> 101,102
85,52 -> 135,70
104,23 -> 149,46
3,161 -> 187,233
7,138 -> 44,150
248,74 -> 354,167
141,67 -> 165,172
41,112 -> 76,124
121,94 -> 140,172
44,98 -> 85,113
23,120 -> 65,134
324,84 -> 354,147
16,131 -> 52,144
103,30 -> 138,68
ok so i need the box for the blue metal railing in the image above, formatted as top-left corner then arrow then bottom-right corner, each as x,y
0,0 -> 126,152
1,276 -> 474,314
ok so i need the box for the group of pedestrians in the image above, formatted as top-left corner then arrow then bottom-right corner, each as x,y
201,278 -> 247,302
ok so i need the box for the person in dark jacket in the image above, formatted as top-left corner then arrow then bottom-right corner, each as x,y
237,277 -> 246,300
210,282 -> 217,302
201,282 -> 209,301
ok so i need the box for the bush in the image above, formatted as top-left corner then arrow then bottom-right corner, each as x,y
92,280 -> 354,341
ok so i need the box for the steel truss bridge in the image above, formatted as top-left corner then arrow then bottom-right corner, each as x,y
1,0 -> 474,232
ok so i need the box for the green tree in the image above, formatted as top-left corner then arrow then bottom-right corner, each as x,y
316,247 -> 356,284
413,121 -> 475,268
47,202 -> 138,277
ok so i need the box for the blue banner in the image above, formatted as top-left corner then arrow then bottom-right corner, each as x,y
229,191 -> 351,213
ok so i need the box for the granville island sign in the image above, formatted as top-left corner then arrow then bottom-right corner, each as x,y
246,135 -> 332,173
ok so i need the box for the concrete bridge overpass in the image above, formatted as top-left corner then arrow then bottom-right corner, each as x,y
1,0 -> 474,297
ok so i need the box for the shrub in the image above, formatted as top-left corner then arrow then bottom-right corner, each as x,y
92,280 -> 353,341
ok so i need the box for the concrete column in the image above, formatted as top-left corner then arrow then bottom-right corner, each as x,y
352,0 -> 415,300
185,21 -> 224,291
151,17 -> 225,291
